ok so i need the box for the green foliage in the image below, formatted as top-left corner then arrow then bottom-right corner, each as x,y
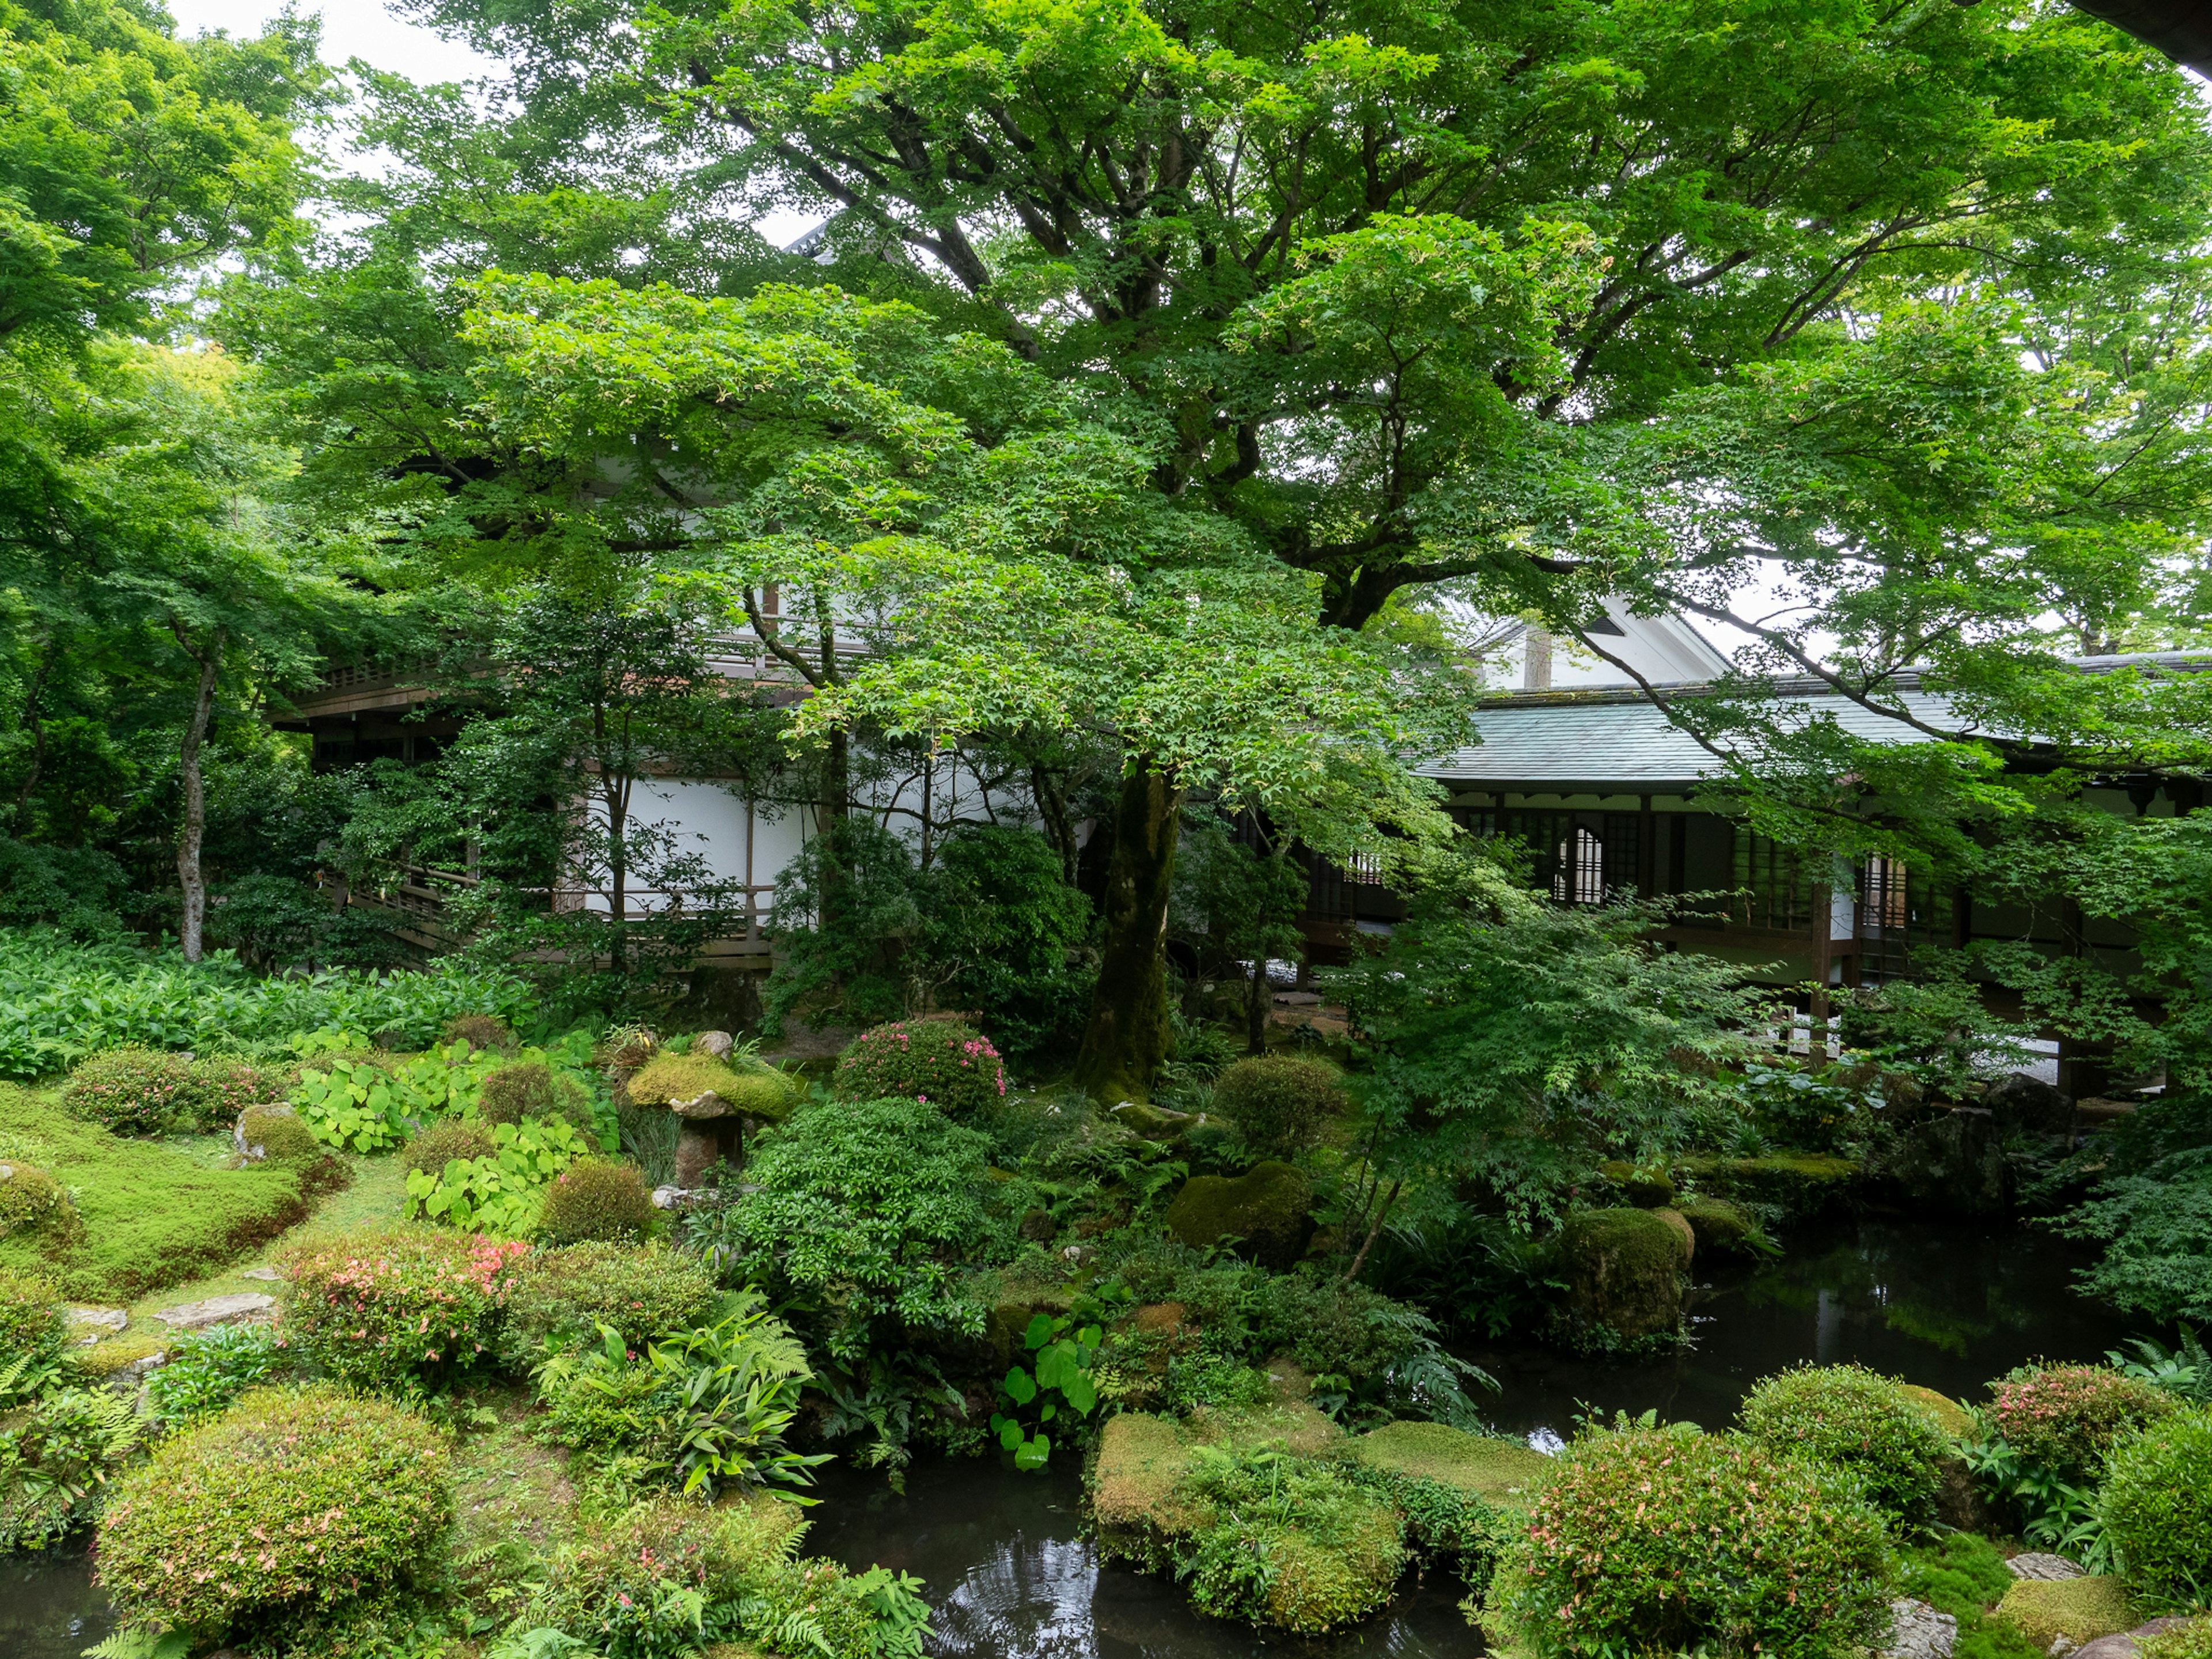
1210,1056 -> 1344,1161
1492,1427 -> 1895,1659
144,1323 -> 288,1428
2143,1620 -> 2212,1659
96,1385 -> 452,1639
536,1157 -> 658,1246
2097,1410 -> 2212,1604
534,1293 -> 827,1501
692,1097 -> 1009,1361
1340,1459 -> 1524,1599
0,1382 -> 143,1550
833,1020 -> 1008,1118
2058,1093 -> 2212,1324
278,1225 -> 531,1394
404,1116 -> 597,1235
479,1059 -> 591,1128
505,1240 -> 721,1355
0,1084 -> 317,1302
2107,1325 -> 2212,1406
1991,1363 -> 2181,1483
0,1158 -> 73,1242
293,1031 -> 609,1157
443,1013 -> 517,1053
1897,1535 -> 2047,1659
1738,1363 -> 1952,1528
63,1047 -> 285,1138
404,1116 -> 498,1175
1175,1442 -> 1408,1633
1248,1268 -> 1491,1427
917,824 -> 1096,1063
990,1311 -> 1101,1469
0,931 -> 536,1080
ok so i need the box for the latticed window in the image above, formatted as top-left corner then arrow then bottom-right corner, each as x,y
1862,855 -> 1908,933
1552,825 -> 1605,904
1345,850 -> 1384,885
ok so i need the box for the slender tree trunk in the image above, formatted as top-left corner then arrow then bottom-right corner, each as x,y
1072,767 -> 1183,1103
174,628 -> 224,963
1342,1178 -> 1403,1285
11,638 -> 56,828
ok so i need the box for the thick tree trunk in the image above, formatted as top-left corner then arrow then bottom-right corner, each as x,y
1072,768 -> 1182,1104
175,631 -> 222,963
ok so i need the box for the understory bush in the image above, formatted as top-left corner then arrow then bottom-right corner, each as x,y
1489,1426 -> 1894,1658
537,1156 -> 658,1244
0,1263 -> 65,1362
404,1116 -> 498,1174
504,1240 -> 721,1355
2058,1094 -> 2212,1324
1739,1363 -> 1950,1527
2144,1622 -> 2212,1659
0,929 -> 537,1080
832,1020 -> 1007,1116
477,1058 -> 592,1127
279,1224 -> 531,1393
145,1323 -> 290,1427
691,1096 -> 1009,1361
0,1382 -> 142,1550
62,1046 -> 262,1136
533,1291 -> 825,1501
2097,1409 -> 2212,1603
97,1384 -> 453,1641
1991,1363 -> 2179,1481
1210,1055 -> 1346,1161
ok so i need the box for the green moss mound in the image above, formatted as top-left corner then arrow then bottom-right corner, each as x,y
1738,1363 -> 1950,1527
1677,1198 -> 1758,1254
627,1051 -> 796,1122
1210,1056 -> 1346,1160
0,1086 -> 318,1302
2099,1408 -> 2212,1601
1676,1153 -> 1861,1221
1352,1420 -> 1553,1512
537,1157 -> 657,1245
0,1261 -> 65,1358
237,1104 -> 321,1165
1998,1577 -> 2135,1649
1899,1383 -> 1976,1440
1164,1161 -> 1313,1268
97,1384 -> 453,1639
1560,1207 -> 1684,1343
0,1157 -> 75,1243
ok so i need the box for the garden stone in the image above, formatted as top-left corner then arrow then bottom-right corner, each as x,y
695,1030 -> 736,1059
104,1350 -> 168,1394
1884,1597 -> 1957,1659
233,1102 -> 300,1160
240,1267 -> 283,1282
1164,1161 -> 1314,1268
152,1291 -> 275,1331
1986,1074 -> 2074,1137
2008,1554 -> 2088,1581
673,1124 -> 724,1188
66,1305 -> 128,1339
1560,1207 -> 1685,1343
1650,1206 -> 1695,1266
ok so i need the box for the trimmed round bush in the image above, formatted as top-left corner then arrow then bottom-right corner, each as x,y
833,1020 -> 1006,1116
1493,1427 -> 1893,1657
97,1384 -> 452,1637
278,1224 -> 530,1392
237,1104 -> 321,1165
190,1057 -> 284,1129
1991,1363 -> 2179,1479
2099,1408 -> 2212,1602
477,1059 -> 590,1127
441,1012 -> 517,1053
1211,1055 -> 1346,1160
1738,1363 -> 1950,1527
537,1158 -> 658,1245
0,1158 -> 75,1241
505,1240 -> 720,1352
404,1116 -> 498,1175
63,1046 -> 198,1135
0,1263 -> 66,1362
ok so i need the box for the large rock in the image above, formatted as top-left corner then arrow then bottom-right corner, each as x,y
1878,1107 -> 2011,1217
151,1292 -> 275,1331
1987,1073 -> 2074,1137
694,1030 -> 736,1060
1560,1207 -> 1685,1343
1885,1597 -> 1959,1659
2008,1552 -> 2088,1581
1679,1198 -> 1758,1255
1164,1162 -> 1313,1268
2070,1619 -> 2197,1659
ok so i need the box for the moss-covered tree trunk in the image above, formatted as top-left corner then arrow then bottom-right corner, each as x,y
1073,768 -> 1182,1104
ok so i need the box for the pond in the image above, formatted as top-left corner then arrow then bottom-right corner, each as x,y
5,1217 -> 2143,1659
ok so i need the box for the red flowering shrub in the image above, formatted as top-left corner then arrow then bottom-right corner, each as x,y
832,1019 -> 1006,1116
63,1047 -> 283,1135
1990,1363 -> 2178,1479
1488,1427 -> 1893,1658
278,1224 -> 529,1393
97,1384 -> 450,1641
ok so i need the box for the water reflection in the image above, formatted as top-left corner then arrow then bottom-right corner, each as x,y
2,1540 -> 113,1659
1472,1218 -> 2137,1441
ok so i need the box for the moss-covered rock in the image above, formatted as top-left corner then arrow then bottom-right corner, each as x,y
1351,1420 -> 1552,1512
1164,1161 -> 1312,1268
627,1052 -> 791,1119
1092,1412 -> 1202,1556
236,1104 -> 321,1166
1650,1206 -> 1695,1266
1678,1198 -> 1758,1255
1596,1159 -> 1676,1208
1899,1384 -> 1975,1440
1109,1100 -> 1194,1141
1676,1154 -> 1861,1222
1998,1576 -> 2135,1649
0,1158 -> 76,1243
1560,1207 -> 1684,1343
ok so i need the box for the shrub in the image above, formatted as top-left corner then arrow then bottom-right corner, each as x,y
1991,1363 -> 2179,1480
279,1224 -> 531,1393
2143,1620 -> 2212,1659
63,1046 -> 198,1135
538,1157 -> 658,1245
0,1384 -> 142,1549
442,1012 -> 517,1053
1248,1269 -> 1486,1425
404,1116 -> 498,1175
0,1158 -> 74,1242
191,1056 -> 285,1128
478,1058 -> 592,1127
0,1263 -> 67,1365
832,1020 -> 1007,1117
236,1103 -> 323,1165
1491,1427 -> 1894,1658
146,1323 -> 290,1427
692,1096 -> 1007,1361
505,1240 -> 721,1354
2098,1409 -> 2212,1603
1739,1363 -> 1950,1527
1210,1055 -> 1345,1160
97,1384 -> 452,1638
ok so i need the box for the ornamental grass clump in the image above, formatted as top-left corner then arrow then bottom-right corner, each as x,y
1738,1363 -> 1950,1528
97,1384 -> 452,1642
834,1019 -> 1006,1116
1991,1363 -> 2179,1480
1489,1426 -> 1895,1659
278,1224 -> 530,1393
2097,1409 -> 2212,1603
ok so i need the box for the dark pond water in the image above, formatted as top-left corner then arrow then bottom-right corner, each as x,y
6,1218 -> 2145,1659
